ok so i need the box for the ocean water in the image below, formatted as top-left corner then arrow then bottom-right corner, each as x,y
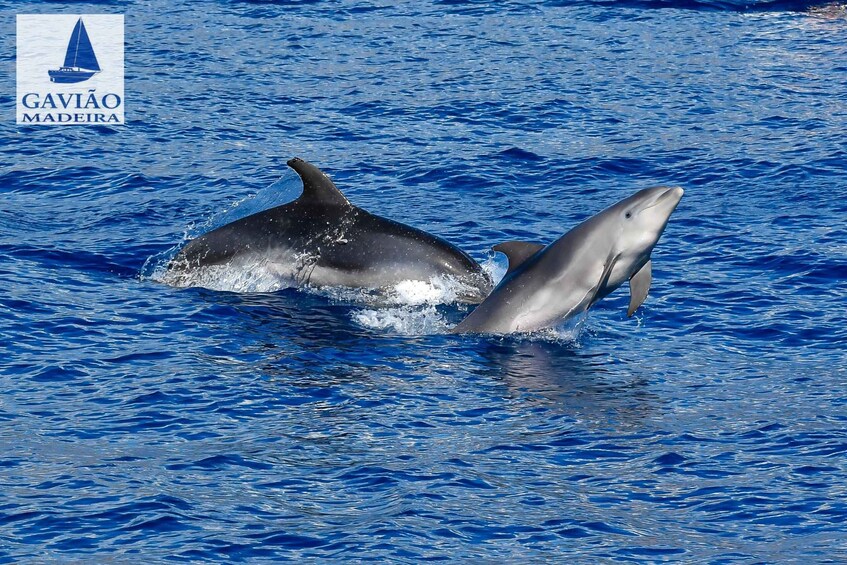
2,0 -> 847,561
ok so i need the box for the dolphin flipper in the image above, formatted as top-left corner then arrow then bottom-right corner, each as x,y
288,157 -> 350,207
493,241 -> 545,274
627,260 -> 652,317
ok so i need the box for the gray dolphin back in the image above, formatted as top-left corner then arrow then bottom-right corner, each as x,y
167,158 -> 492,302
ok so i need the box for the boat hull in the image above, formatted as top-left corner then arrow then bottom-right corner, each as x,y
48,69 -> 97,84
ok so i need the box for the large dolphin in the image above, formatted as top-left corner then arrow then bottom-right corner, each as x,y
166,158 -> 492,302
452,186 -> 684,334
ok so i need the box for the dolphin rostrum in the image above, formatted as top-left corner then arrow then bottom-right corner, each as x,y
166,158 -> 493,302
452,186 -> 684,333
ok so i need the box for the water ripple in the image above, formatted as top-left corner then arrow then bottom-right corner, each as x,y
1,0 -> 846,562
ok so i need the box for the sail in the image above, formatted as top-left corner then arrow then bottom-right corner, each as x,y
63,18 -> 100,71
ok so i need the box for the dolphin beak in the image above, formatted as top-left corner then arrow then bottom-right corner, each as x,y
659,186 -> 684,203
667,186 -> 684,200
645,186 -> 684,211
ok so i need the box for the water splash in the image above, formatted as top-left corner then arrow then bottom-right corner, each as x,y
140,173 -> 303,282
352,305 -> 452,335
482,253 -> 508,287
346,274 -> 484,335
202,173 -> 302,235
157,259 -> 298,293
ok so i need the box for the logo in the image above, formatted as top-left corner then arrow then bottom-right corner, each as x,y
17,14 -> 124,125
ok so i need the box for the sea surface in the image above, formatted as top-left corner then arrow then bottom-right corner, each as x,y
2,0 -> 847,562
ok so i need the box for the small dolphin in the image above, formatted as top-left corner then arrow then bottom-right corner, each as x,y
452,186 -> 684,334
166,158 -> 492,302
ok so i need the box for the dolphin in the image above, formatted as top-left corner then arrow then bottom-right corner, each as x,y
165,158 -> 493,302
451,186 -> 684,334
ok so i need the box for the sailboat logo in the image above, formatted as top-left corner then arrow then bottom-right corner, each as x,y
48,17 -> 100,84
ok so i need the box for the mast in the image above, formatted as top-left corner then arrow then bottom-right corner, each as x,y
73,18 -> 82,67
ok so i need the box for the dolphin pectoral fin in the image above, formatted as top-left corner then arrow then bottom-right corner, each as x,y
287,157 -> 351,207
588,254 -> 619,308
628,260 -> 652,317
493,241 -> 545,274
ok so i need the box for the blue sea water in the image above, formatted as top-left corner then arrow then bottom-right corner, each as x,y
2,0 -> 847,561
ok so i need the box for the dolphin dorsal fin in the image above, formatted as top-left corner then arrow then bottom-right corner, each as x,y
287,157 -> 350,207
493,241 -> 545,274
628,259 -> 652,317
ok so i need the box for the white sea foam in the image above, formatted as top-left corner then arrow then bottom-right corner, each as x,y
346,255 -> 506,335
341,275 -> 487,335
538,311 -> 589,344
482,253 -> 508,287
157,260 -> 296,293
352,305 -> 452,335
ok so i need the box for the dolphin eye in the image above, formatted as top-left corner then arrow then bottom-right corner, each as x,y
625,211 -> 632,219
